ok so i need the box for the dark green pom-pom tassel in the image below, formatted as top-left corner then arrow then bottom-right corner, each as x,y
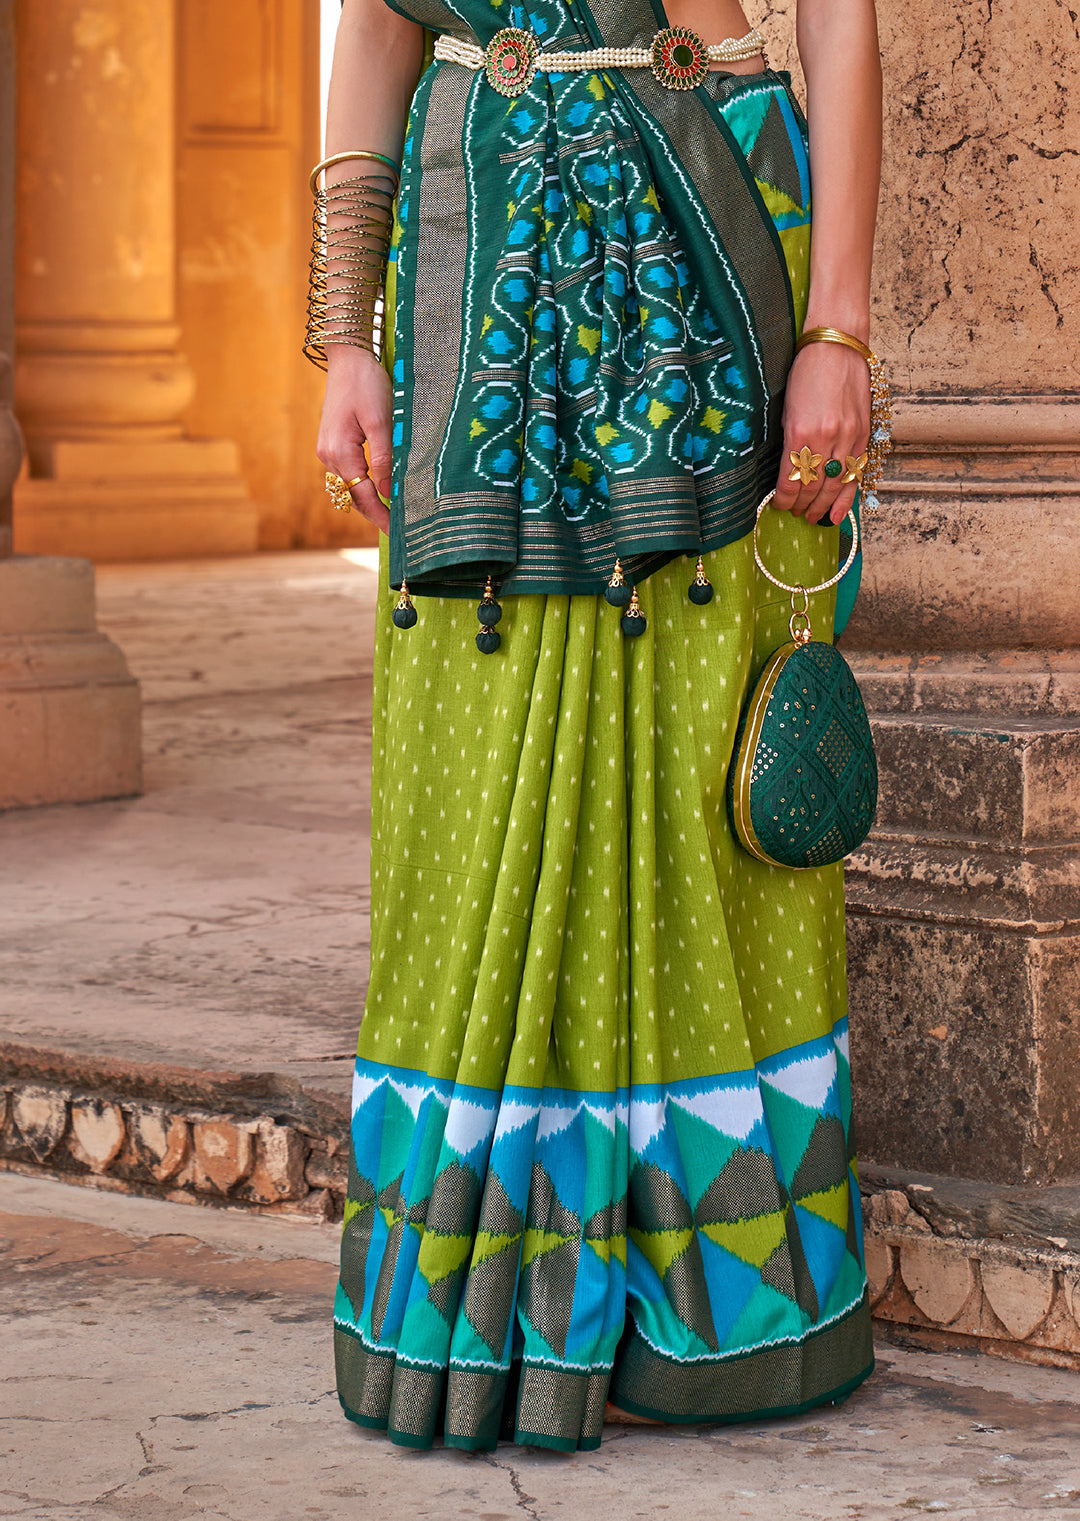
475,575 -> 503,653
604,557 -> 633,607
620,587 -> 647,637
688,555 -> 714,605
392,580 -> 417,629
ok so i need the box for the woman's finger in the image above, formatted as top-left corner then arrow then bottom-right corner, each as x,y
771,459 -> 803,514
364,429 -> 394,506
772,439 -> 825,515
329,437 -> 370,491
350,476 -> 390,533
802,440 -> 850,525
806,437 -> 868,526
320,441 -> 390,535
828,477 -> 859,527
775,439 -> 831,518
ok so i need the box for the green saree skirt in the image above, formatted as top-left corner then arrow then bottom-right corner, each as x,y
334,514 -> 873,1452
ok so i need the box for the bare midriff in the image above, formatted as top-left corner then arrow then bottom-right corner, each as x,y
662,0 -> 766,73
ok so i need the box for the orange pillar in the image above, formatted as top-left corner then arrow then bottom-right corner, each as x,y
0,0 -> 18,557
0,0 -> 141,809
174,0 -> 377,549
12,0 -> 258,559
175,0 -> 351,548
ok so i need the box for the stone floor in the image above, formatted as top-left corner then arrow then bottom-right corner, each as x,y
3,551 -> 1080,1513
0,551 -> 382,1100
4,1171 -> 1080,1521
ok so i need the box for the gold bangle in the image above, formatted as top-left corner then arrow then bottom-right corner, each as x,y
310,151 -> 400,195
795,325 -> 874,363
322,183 -> 396,199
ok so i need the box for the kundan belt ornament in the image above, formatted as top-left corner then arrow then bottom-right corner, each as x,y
483,29 -> 540,94
434,27 -> 766,96
650,28 -> 711,90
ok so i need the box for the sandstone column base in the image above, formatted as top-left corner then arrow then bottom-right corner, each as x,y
13,439 -> 258,561
845,654 -> 1080,1186
0,556 -> 141,808
842,405 -> 1080,1187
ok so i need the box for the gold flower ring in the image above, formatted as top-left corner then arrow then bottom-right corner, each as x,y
788,446 -> 823,486
842,451 -> 868,487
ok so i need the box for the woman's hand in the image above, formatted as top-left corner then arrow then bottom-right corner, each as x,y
316,346 -> 394,534
771,340 -> 871,527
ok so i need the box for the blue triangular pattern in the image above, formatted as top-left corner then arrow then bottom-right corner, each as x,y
793,1203 -> 848,1308
696,1231 -> 765,1347
340,1012 -> 868,1418
667,1100 -> 741,1209
724,1279 -> 807,1350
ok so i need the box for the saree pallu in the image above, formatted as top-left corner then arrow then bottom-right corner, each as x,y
335,5 -> 874,1456
386,0 -> 812,597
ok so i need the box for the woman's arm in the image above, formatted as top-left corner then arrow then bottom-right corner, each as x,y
771,0 -> 883,527
316,1 -> 425,532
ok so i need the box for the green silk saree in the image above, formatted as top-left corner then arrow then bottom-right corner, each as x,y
335,0 -> 873,1454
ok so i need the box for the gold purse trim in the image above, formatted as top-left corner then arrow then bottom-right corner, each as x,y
731,641 -> 797,866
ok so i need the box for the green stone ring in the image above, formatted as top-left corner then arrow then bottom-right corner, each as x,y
824,457 -> 844,479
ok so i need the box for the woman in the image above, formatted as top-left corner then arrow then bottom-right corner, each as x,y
315,0 -> 883,1453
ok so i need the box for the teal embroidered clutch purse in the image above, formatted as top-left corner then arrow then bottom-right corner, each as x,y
727,497 -> 878,869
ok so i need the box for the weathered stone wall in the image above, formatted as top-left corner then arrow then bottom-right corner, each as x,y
756,0 -> 1080,1186
759,0 -> 1080,391
867,1185 -> 1080,1370
0,1055 -> 348,1221
0,0 -> 18,558
875,0 -> 1080,394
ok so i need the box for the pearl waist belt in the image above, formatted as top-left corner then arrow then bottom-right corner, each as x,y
433,25 -> 766,96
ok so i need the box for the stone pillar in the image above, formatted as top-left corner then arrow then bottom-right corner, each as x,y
0,0 -> 17,560
11,0 -> 258,560
760,0 -> 1080,1188
839,1 -> 1080,1186
0,0 -> 140,809
175,0 -> 349,549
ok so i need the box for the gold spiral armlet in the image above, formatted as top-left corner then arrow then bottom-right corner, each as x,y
304,153 -> 400,369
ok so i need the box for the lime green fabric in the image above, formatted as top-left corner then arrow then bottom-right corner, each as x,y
365,514 -> 843,1091
334,513 -> 873,1452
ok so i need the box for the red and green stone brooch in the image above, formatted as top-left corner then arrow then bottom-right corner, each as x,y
649,27 -> 710,90
484,28 -> 540,96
